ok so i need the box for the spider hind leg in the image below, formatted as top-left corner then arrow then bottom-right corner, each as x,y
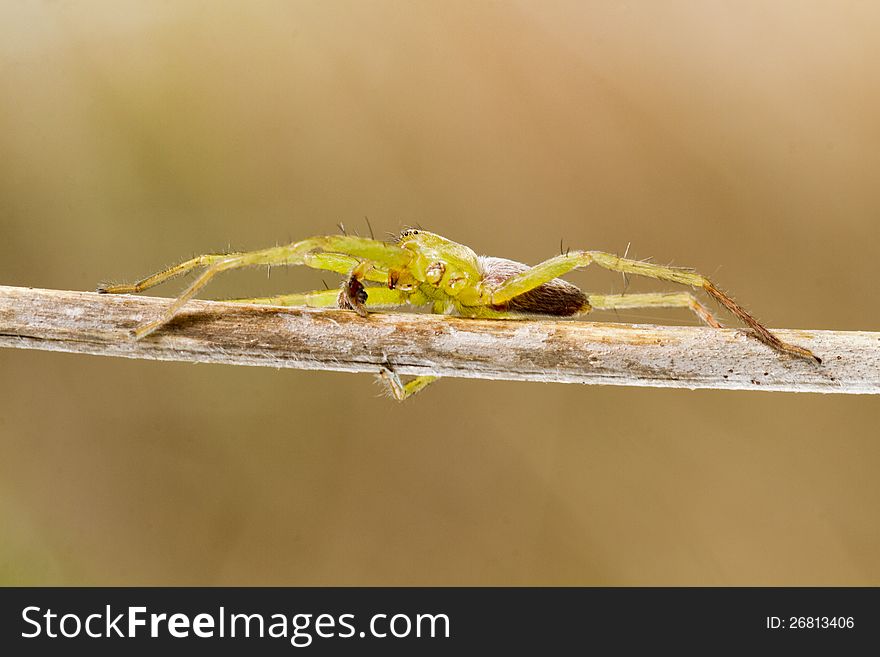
587,292 -> 722,328
485,249 -> 819,362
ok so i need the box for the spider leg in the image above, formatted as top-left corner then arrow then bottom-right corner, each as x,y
485,250 -> 819,362
98,253 -> 232,294
378,368 -> 438,401
115,235 -> 413,339
99,242 -> 398,297
587,292 -> 722,328
129,252 -> 271,338
228,287 -> 426,309
301,252 -> 390,284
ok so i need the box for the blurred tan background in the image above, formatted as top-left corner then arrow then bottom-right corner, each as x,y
1,0 -> 879,585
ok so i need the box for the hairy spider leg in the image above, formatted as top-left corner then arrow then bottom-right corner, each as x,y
484,250 -> 819,362
378,368 -> 439,401
104,236 -> 413,339
586,292 -> 722,328
98,248 -> 395,297
228,287 -> 428,308
98,253 -> 230,294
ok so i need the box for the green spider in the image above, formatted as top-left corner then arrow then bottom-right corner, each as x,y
99,228 -> 819,399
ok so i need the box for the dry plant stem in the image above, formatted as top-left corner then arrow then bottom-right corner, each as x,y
1,285 -> 877,394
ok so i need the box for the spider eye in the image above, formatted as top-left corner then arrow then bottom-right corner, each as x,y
399,228 -> 419,239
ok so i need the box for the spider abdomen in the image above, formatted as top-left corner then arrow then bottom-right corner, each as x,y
478,256 -> 589,316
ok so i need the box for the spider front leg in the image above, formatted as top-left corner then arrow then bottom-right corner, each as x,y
126,249 -> 285,338
486,250 -> 819,362
98,253 -> 233,294
100,235 -> 414,339
99,250 -> 391,297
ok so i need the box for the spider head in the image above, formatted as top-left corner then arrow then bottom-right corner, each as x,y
395,229 -> 482,297
397,227 -> 422,242
396,228 -> 452,251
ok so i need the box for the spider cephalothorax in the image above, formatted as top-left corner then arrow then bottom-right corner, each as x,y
99,228 -> 819,399
387,230 -> 589,317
